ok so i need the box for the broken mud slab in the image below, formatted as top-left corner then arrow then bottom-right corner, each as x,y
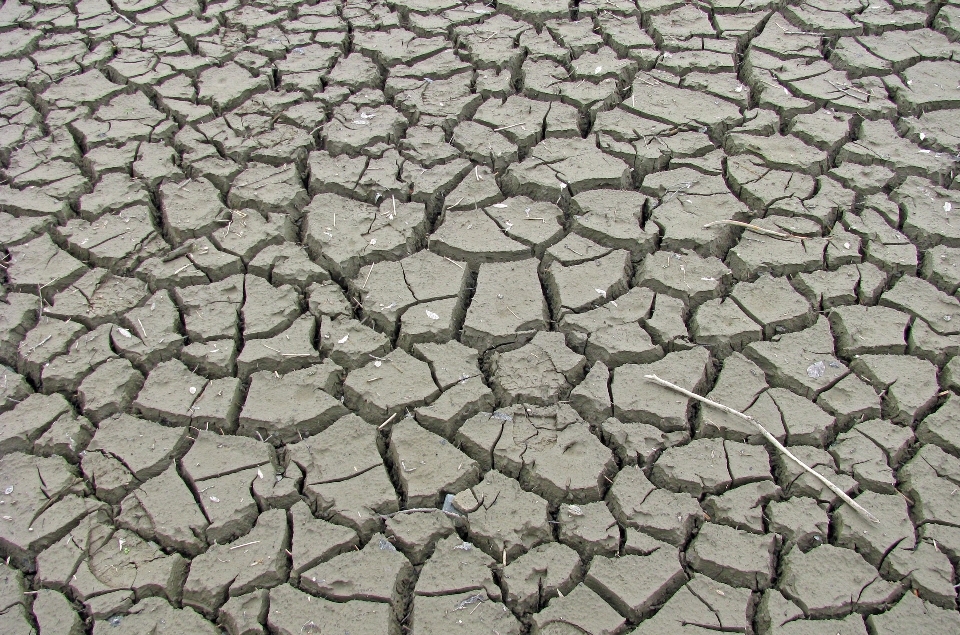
850,354 -> 938,425
240,275 -> 300,340
159,177 -> 229,245
606,466 -> 703,547
544,249 -> 632,319
502,137 -> 631,202
835,491 -> 915,568
289,500 -> 359,582
779,543 -> 901,618
384,509 -> 456,566
461,259 -> 549,352
17,317 -> 87,385
569,361 -> 613,423
650,438 -> 772,497
413,591 -> 522,635
486,404 -> 617,504
173,274 -> 243,344
41,324 -> 117,393
0,452 -> 102,570
352,249 -> 470,339
557,501 -> 620,559
612,347 -> 712,432
0,365 -> 31,415
87,413 -> 190,483
111,290 -> 185,373
77,358 -> 143,423
0,392 -> 72,455
625,80 -> 744,136
239,366 -> 348,445
179,431 -> 276,544
451,469 -> 551,562
744,317 -> 849,400
632,575 -> 750,635
45,268 -> 148,329
727,219 -> 829,281
6,235 -> 88,299
267,584 -> 395,635
57,206 -> 162,274
183,509 -> 289,618
585,532 -> 685,621
647,185 -> 752,259
388,418 -> 480,507
319,315 -> 392,371
488,332 -> 586,406
703,480 -> 782,536
731,275 -> 815,340
597,416 -> 689,469
236,315 -> 321,379
299,532 -> 412,619
343,348 -> 440,424
303,193 -> 429,280
286,414 -> 398,540
687,522 -> 777,590
133,359 -> 212,426
900,443 -> 960,532
569,190 -> 658,260
634,250 -> 732,309
531,583 -> 627,635
558,287 -> 664,368
501,541 -> 581,615
430,208 -> 531,265
744,387 -> 839,447
68,525 -> 188,612
774,445 -> 859,506
483,197 -> 565,258
117,464 -> 209,557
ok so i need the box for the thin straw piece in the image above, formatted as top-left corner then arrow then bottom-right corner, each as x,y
644,374 -> 880,524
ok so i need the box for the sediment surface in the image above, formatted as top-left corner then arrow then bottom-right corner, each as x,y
0,0 -> 959,633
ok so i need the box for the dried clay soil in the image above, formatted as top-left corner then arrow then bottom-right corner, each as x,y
2,0 -> 960,634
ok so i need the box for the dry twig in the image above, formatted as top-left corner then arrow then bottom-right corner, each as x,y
702,220 -> 804,241
644,374 -> 880,524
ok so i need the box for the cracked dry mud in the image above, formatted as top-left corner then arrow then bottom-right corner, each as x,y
2,1 -> 960,634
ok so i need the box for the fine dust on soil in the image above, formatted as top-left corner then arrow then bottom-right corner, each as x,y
0,0 -> 959,634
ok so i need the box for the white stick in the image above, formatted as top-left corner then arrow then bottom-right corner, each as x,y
644,374 -> 880,524
378,412 -> 397,430
701,220 -> 802,241
361,263 -> 374,290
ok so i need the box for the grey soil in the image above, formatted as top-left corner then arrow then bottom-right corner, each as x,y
0,2 -> 958,634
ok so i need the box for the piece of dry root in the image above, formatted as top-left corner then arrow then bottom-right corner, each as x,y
645,373 -> 880,525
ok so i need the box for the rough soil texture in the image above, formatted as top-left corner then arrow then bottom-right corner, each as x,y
1,1 -> 960,634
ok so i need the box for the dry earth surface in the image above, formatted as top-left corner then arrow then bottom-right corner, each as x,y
2,0 -> 960,633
